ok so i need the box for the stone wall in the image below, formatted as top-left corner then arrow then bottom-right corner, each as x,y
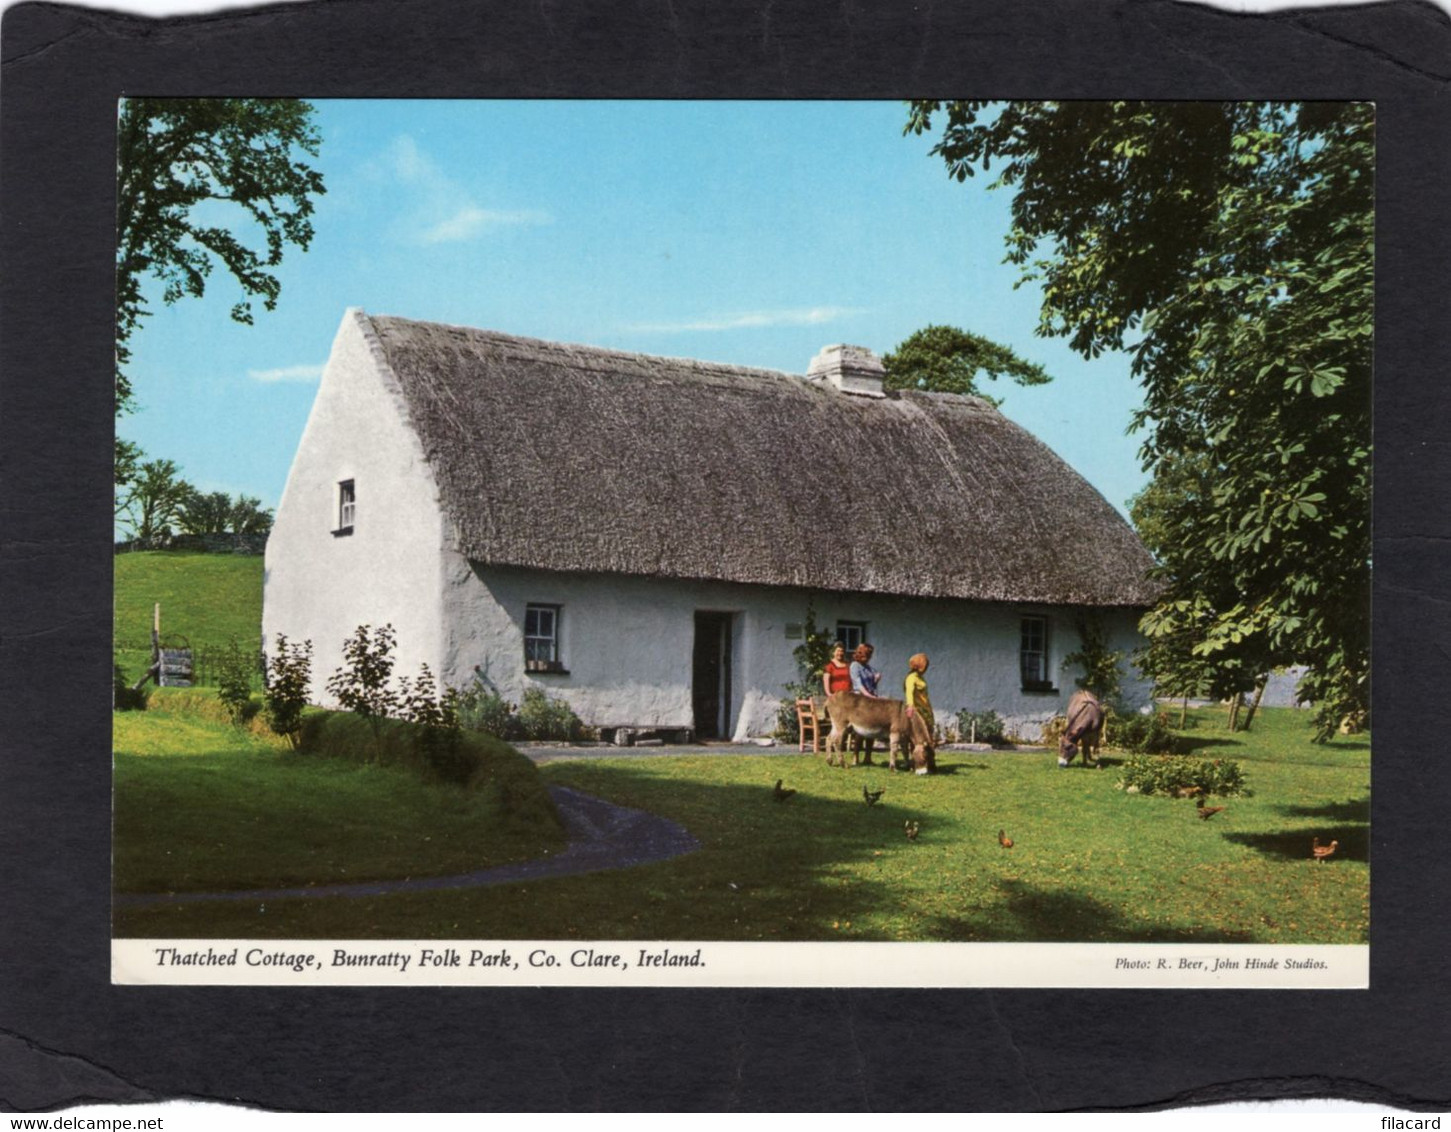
115,533 -> 267,555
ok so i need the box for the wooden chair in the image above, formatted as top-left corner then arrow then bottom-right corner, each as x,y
796,698 -> 824,753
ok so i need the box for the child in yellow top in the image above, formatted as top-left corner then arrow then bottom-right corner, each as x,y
904,653 -> 935,737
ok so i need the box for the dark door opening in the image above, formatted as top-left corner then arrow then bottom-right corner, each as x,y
692,611 -> 734,740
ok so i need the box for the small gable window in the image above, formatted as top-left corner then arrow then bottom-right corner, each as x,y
525,604 -> 566,673
1020,616 -> 1054,692
335,480 -> 356,536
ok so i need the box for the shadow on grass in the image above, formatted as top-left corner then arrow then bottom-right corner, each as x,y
1175,736 -> 1246,753
925,880 -> 1255,944
1062,757 -> 1119,770
116,759 -> 944,940
1276,796 -> 1370,824
926,761 -> 993,775
1224,826 -> 1369,863
114,755 -> 1350,942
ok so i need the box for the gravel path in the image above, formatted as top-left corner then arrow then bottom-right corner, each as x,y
113,785 -> 700,909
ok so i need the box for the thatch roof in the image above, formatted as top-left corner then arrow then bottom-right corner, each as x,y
360,311 -> 1158,606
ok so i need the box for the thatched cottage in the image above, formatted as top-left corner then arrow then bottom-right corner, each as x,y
263,309 -> 1158,741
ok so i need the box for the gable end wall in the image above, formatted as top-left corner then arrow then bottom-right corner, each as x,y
262,311 -> 448,702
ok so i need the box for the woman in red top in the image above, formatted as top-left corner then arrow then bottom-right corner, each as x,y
822,643 -> 853,698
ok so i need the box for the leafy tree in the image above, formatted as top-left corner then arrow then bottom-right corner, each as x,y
175,488 -> 234,535
120,458 -> 191,542
174,487 -> 274,537
115,98 -> 326,416
907,100 -> 1372,738
114,439 -> 143,517
882,323 -> 1050,407
228,495 -> 274,536
1130,453 -> 1267,727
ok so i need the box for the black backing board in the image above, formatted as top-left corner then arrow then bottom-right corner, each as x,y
2,0 -> 1449,1113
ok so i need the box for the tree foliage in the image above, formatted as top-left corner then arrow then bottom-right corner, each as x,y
227,495 -> 275,536
115,98 -> 326,415
175,489 -> 234,535
120,458 -> 190,542
907,101 -> 1372,738
882,324 -> 1051,406
114,439 -> 144,517
118,452 -> 274,542
175,486 -> 274,537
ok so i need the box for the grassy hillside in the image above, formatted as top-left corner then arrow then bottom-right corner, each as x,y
114,551 -> 263,681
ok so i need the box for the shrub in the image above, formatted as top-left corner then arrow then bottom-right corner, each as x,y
775,680 -> 820,744
456,682 -> 522,740
399,663 -> 445,728
955,708 -> 1006,745
113,663 -> 149,711
326,624 -> 398,720
1061,612 -> 1124,702
263,634 -> 312,749
216,637 -> 259,726
776,603 -> 833,743
399,664 -> 473,781
1118,754 -> 1249,798
326,624 -> 399,758
1107,709 -> 1179,754
517,687 -> 582,741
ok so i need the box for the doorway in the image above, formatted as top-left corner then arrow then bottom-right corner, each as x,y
692,611 -> 735,740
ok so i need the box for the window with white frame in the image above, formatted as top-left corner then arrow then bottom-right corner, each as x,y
1020,616 -> 1051,690
336,480 -> 356,534
836,621 -> 868,654
524,604 -> 563,672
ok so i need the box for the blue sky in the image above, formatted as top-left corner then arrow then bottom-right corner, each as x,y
120,99 -> 1151,521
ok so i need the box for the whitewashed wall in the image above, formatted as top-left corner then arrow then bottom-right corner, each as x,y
441,558 -> 1152,741
263,310 -> 450,700
266,310 -> 1153,737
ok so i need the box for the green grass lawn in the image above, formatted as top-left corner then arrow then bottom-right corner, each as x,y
113,551 -> 264,681
113,703 -> 565,899
114,706 -> 1369,944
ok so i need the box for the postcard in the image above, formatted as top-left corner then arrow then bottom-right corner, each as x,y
108,97 -> 1370,990
5,0 -> 1442,1115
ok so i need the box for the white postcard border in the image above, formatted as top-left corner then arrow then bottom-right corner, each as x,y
115,939 -> 1368,988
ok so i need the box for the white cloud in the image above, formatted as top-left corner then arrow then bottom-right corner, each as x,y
384,134 -> 550,246
419,206 -> 551,245
248,363 -> 325,383
388,134 -> 430,184
626,307 -> 863,333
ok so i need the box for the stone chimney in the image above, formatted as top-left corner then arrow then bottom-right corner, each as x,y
806,344 -> 886,398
